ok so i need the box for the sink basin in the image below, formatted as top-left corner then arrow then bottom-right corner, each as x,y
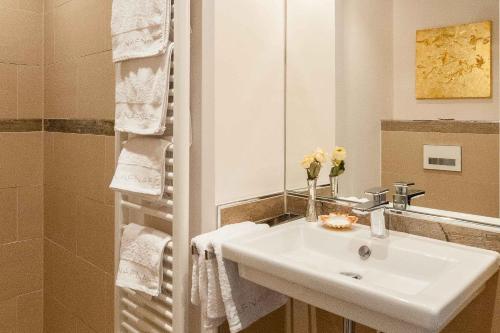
221,219 -> 499,333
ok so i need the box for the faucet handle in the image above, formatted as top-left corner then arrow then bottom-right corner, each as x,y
364,187 -> 389,203
393,181 -> 415,194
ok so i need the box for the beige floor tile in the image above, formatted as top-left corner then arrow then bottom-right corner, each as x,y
0,239 -> 43,301
0,187 -> 17,244
76,198 -> 114,273
18,185 -> 43,240
18,65 -> 43,119
44,185 -> 77,253
0,63 -> 17,119
17,291 -> 43,333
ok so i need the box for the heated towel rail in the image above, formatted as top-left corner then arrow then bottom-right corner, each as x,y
114,0 -> 191,332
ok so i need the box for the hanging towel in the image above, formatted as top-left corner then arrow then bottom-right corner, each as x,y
111,0 -> 172,62
115,43 -> 174,135
191,230 -> 229,329
110,136 -> 171,201
116,223 -> 172,296
212,223 -> 289,333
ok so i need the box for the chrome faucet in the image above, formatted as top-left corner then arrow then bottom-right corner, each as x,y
352,187 -> 390,239
392,182 -> 425,211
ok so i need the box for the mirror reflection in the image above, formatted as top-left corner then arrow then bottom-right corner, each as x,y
286,0 -> 500,218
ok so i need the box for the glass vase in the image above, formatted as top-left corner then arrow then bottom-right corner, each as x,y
305,178 -> 318,222
329,175 -> 339,198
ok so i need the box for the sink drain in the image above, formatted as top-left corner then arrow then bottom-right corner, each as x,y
340,272 -> 362,280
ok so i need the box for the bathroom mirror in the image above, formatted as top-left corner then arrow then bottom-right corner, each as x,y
285,0 -> 500,219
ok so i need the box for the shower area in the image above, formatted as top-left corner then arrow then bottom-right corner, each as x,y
0,0 -> 191,332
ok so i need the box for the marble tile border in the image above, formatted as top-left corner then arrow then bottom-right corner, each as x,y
44,119 -> 115,136
287,194 -> 499,252
218,193 -> 286,226
381,120 -> 500,134
0,119 -> 43,132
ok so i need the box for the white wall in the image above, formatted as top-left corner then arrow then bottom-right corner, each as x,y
212,0 -> 285,205
393,0 -> 499,121
286,0 -> 336,190
334,0 -> 393,196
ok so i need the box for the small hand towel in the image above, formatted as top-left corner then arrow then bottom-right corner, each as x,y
116,223 -> 172,296
111,0 -> 172,62
212,223 -> 289,333
115,42 -> 174,135
191,231 -> 228,329
110,136 -> 171,201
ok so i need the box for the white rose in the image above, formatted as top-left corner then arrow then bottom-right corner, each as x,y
332,146 -> 346,161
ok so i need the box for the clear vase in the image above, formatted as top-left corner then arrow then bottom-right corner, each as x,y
305,178 -> 318,222
329,175 -> 339,198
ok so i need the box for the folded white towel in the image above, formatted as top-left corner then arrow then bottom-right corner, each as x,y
115,43 -> 174,135
191,231 -> 227,329
116,223 -> 172,296
111,0 -> 172,62
212,223 -> 289,333
110,136 -> 171,201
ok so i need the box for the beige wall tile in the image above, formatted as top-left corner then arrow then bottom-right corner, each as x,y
73,256 -> 108,332
0,9 -> 19,64
43,132 -> 54,184
0,239 -> 43,301
44,11 -> 55,65
44,239 -> 78,312
0,297 -> 17,332
44,295 -> 78,333
77,320 -> 96,333
17,291 -> 43,333
19,0 -> 43,12
0,64 -> 17,119
16,11 -> 43,65
104,136 -> 115,205
18,185 -> 43,240
18,65 -> 43,119
44,185 -> 77,252
12,132 -> 43,186
78,0 -> 112,56
76,198 -> 114,273
0,0 -> 17,9
45,60 -> 78,118
77,51 -> 115,120
54,0 -> 81,62
104,273 -> 114,333
50,133 -> 106,202
0,187 -> 17,244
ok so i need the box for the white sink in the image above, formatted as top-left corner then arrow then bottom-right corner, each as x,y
221,219 -> 499,333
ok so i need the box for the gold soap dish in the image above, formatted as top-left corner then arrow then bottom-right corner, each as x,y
319,213 -> 358,230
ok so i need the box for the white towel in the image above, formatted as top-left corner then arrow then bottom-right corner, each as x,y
111,0 -> 172,62
116,223 -> 171,296
110,136 -> 171,201
212,223 -> 289,333
191,231 -> 227,329
115,43 -> 174,135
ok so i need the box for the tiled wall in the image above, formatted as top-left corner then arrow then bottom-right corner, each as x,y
43,0 -> 115,332
381,120 -> 500,217
0,0 -> 44,332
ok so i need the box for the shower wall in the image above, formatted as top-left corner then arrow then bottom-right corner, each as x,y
0,0 -> 44,332
43,0 -> 115,332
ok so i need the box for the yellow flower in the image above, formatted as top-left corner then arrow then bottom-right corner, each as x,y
301,155 -> 315,169
313,148 -> 326,164
332,146 -> 346,161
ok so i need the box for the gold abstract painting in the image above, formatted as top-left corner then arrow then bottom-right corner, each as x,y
416,21 -> 492,99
